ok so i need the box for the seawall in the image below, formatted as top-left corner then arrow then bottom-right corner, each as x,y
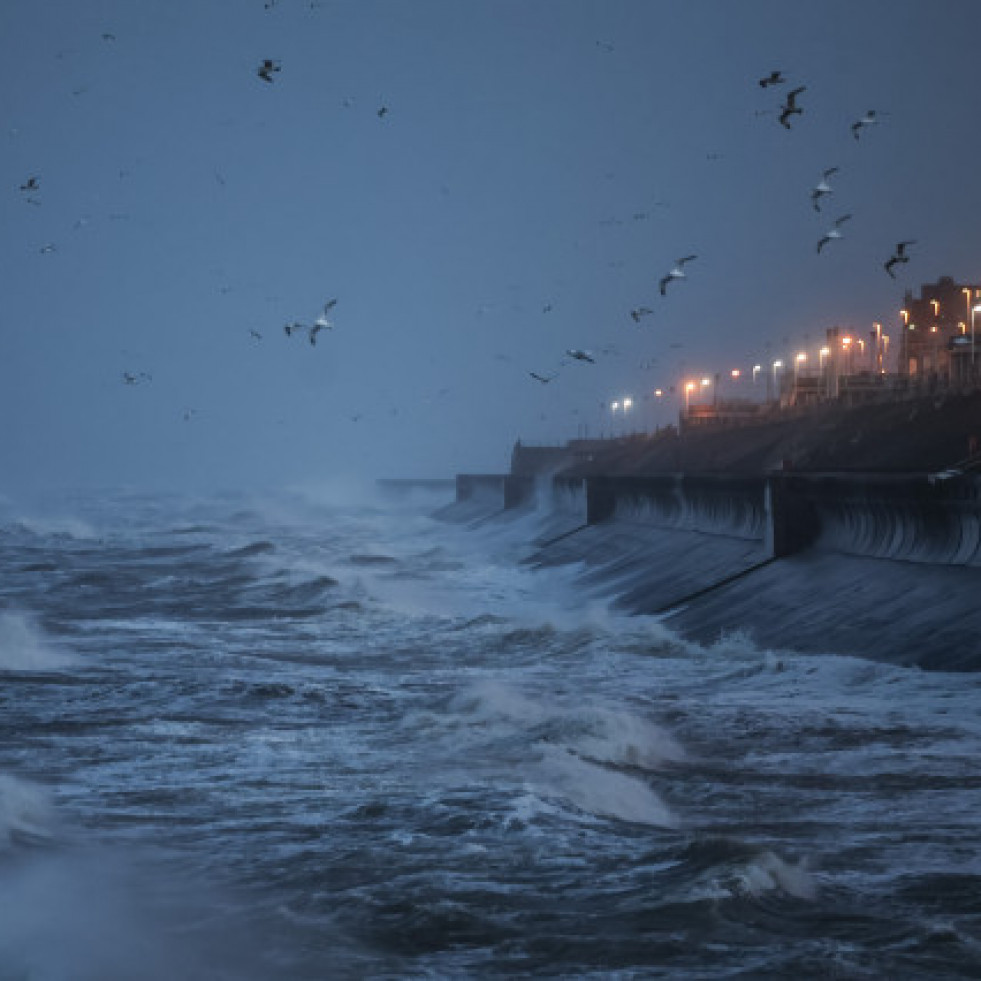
441,468 -> 981,670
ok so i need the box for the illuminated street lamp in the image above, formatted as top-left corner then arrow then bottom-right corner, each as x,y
684,381 -> 696,411
795,351 -> 807,379
973,303 -> 981,372
752,364 -> 762,384
771,359 -> 783,401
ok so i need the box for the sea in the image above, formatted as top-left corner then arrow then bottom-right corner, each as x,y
1,483 -> 980,980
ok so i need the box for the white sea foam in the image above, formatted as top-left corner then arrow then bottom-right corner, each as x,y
0,774 -> 54,849
536,746 -> 679,828
0,611 -> 72,671
738,850 -> 817,901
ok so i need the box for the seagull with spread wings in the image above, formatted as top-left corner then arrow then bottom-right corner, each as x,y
884,240 -> 916,278
817,214 -> 852,253
778,86 -> 806,129
810,167 -> 839,212
659,255 -> 697,296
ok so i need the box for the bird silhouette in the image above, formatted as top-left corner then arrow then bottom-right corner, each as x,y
758,70 -> 785,88
810,167 -> 839,212
817,214 -> 852,253
851,110 -> 879,140
529,371 -> 556,384
778,86 -> 806,128
630,307 -> 653,323
659,255 -> 697,295
884,240 -> 916,278
19,176 -> 39,192
257,59 -> 281,83
566,349 -> 595,363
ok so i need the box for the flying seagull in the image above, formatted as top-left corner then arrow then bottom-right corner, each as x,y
884,240 -> 916,278
529,371 -> 556,384
283,321 -> 306,337
257,59 -> 281,83
810,167 -> 839,212
566,349 -> 595,363
659,255 -> 697,295
314,299 -> 336,328
851,110 -> 879,140
758,70 -> 785,88
817,214 -> 852,253
630,307 -> 653,323
377,105 -> 389,118
249,329 -> 263,341
20,176 -> 39,192
778,86 -> 806,129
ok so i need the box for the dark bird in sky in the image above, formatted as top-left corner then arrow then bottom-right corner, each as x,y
758,70 -> 785,88
817,214 -> 852,253
630,307 -> 653,323
529,371 -> 556,384
377,105 -> 389,118
20,176 -> 39,192
884,240 -> 916,278
566,349 -> 595,363
852,110 -> 879,140
249,329 -> 263,341
257,59 -> 281,83
283,321 -> 305,337
122,371 -> 151,385
810,167 -> 839,212
659,255 -> 697,295
101,32 -> 116,42
38,243 -> 56,254
778,86 -> 806,128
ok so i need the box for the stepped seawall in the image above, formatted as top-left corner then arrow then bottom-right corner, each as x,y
440,393 -> 981,670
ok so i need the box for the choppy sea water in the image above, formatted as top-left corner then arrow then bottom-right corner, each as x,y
1,485 -> 981,980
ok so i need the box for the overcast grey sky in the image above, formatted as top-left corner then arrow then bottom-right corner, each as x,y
3,0 -> 981,493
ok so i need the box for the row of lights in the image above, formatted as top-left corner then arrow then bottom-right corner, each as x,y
610,297 -> 981,418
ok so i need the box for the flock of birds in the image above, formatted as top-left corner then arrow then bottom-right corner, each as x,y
526,69 -> 917,389
14,27 -> 928,434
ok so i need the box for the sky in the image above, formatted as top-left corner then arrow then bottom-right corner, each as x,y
3,0 -> 981,493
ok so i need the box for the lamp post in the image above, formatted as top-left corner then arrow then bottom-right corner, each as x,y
772,360 -> 783,403
973,304 -> 981,380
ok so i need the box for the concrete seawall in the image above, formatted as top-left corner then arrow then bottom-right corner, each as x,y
442,469 -> 981,670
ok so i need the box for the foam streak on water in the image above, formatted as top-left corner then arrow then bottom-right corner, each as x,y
1,488 -> 980,978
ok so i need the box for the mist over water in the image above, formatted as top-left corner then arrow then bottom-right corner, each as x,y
2,488 -> 981,978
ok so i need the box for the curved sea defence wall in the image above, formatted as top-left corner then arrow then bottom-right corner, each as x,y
442,469 -> 981,669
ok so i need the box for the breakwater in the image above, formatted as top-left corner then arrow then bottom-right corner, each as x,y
442,469 -> 981,670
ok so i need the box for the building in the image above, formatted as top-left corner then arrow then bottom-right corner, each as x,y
898,276 -> 981,386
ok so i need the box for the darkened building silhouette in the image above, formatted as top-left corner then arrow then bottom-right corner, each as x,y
899,276 -> 981,385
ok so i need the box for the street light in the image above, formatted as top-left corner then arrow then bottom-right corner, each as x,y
972,303 -> 981,373
684,381 -> 696,411
752,364 -> 762,384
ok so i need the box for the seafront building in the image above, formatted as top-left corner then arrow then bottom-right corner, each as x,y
898,276 -> 981,386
